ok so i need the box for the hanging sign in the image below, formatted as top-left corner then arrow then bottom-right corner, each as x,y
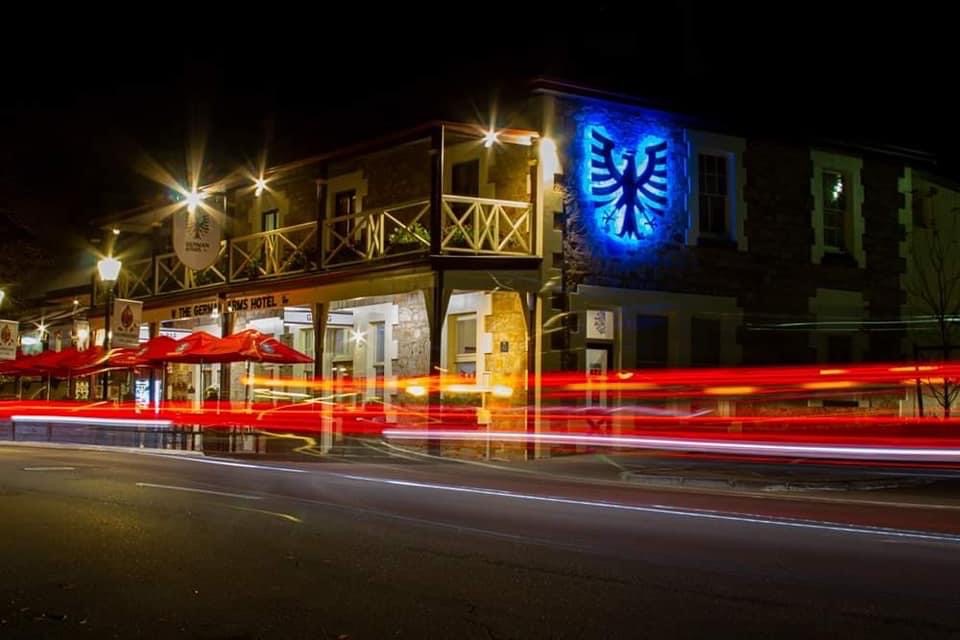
112,299 -> 143,348
173,208 -> 222,270
0,320 -> 18,360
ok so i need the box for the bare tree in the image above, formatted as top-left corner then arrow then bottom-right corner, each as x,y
909,201 -> 960,417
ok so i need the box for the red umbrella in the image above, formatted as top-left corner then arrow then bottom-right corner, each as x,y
32,348 -> 83,375
203,329 -> 313,364
0,351 -> 24,375
162,331 -> 230,364
108,335 -> 178,368
4,349 -> 71,377
59,347 -> 115,377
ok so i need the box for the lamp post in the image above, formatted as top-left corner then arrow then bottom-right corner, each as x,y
97,257 -> 121,400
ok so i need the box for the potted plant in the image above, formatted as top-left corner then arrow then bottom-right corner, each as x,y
192,268 -> 216,286
446,223 -> 473,248
289,250 -> 311,271
244,257 -> 264,280
389,222 -> 429,250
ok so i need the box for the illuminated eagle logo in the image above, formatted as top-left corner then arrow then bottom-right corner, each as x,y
0,325 -> 12,346
590,130 -> 668,240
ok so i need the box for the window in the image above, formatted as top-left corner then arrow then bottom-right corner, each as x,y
334,190 -> 356,217
451,160 -> 480,221
698,154 -> 728,236
812,151 -> 863,266
451,160 -> 480,197
333,190 -> 357,247
300,328 -> 316,378
553,211 -> 565,230
261,209 -> 279,232
691,317 -> 723,366
552,252 -> 563,267
329,326 -> 352,360
686,133 -> 745,250
636,315 -> 668,368
371,321 -> 385,364
261,209 -> 280,263
450,313 -> 477,378
822,170 -> 847,251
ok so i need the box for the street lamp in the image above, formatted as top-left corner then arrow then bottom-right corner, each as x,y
97,257 -> 121,400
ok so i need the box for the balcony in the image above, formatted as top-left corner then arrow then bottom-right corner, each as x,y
117,193 -> 536,300
113,123 -> 540,300
116,224 -> 315,299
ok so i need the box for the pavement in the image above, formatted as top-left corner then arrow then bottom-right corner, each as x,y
1,443 -> 960,638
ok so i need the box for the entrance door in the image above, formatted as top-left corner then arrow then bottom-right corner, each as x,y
585,346 -> 611,408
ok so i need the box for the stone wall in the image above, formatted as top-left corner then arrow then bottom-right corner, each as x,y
555,96 -> 910,365
392,291 -> 429,377
487,145 -> 530,202
231,166 -> 318,236
360,141 -> 431,209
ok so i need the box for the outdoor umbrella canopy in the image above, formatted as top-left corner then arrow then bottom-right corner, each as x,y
161,331 -> 231,364
204,329 -> 313,364
3,349 -> 73,376
0,351 -> 25,375
31,348 -> 84,375
108,335 -> 179,368
62,347 -> 120,377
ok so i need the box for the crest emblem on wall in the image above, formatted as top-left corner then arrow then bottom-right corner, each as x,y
589,129 -> 668,240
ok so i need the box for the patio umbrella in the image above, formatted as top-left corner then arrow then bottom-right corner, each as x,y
205,329 -> 313,364
161,332 -> 231,364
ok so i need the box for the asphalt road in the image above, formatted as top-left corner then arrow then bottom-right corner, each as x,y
1,443 -> 959,639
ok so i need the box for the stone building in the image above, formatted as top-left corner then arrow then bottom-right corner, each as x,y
12,79 -> 957,449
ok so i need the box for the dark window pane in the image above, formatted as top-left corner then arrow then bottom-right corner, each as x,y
691,317 -> 723,366
636,315 -> 668,367
827,334 -> 853,363
451,160 -> 480,197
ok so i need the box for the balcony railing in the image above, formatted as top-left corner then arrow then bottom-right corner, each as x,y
114,195 -> 535,299
117,257 -> 154,299
229,222 -> 317,282
322,199 -> 431,267
440,195 -> 532,256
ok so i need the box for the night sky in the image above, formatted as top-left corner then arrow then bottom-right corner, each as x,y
0,4 -> 953,252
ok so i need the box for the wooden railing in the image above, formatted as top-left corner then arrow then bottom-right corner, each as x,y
229,222 -> 317,282
440,195 -> 532,255
321,199 -> 431,267
114,195 -> 535,299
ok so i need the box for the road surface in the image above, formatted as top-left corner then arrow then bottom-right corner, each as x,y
0,443 -> 959,638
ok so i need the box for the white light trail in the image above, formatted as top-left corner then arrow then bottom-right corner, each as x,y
11,415 -> 173,428
381,430 -> 960,462
337,473 -> 960,545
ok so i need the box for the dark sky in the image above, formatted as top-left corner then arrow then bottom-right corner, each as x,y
1,3 -> 954,250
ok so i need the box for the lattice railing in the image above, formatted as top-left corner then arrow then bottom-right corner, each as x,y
322,199 -> 430,267
229,222 -> 317,282
440,195 -> 532,255
117,257 -> 153,299
155,243 -> 228,294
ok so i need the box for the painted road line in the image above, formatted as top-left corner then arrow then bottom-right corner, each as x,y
135,482 -> 262,501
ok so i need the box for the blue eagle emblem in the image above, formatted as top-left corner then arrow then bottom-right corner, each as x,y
590,129 -> 668,240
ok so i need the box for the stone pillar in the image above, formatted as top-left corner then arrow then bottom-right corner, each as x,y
423,279 -> 450,455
